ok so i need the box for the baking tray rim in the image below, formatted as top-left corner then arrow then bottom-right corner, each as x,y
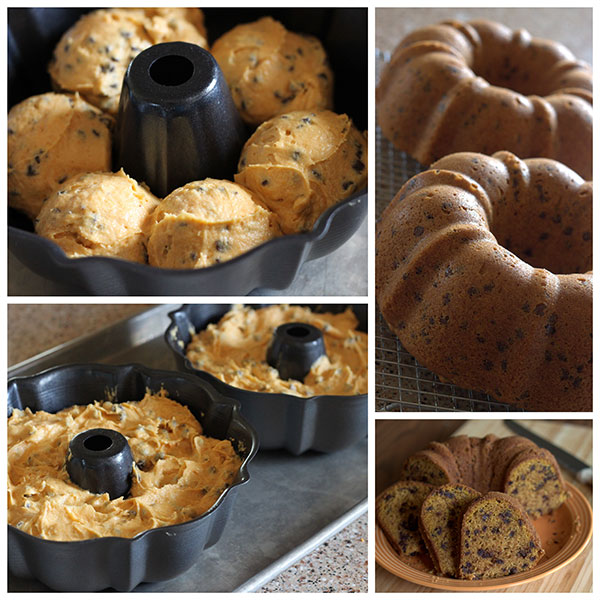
7,305 -> 368,590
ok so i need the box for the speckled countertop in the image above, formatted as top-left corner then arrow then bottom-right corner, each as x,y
7,304 -> 368,593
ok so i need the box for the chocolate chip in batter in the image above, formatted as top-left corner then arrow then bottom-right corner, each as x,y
352,159 -> 365,173
216,240 -> 231,253
342,180 -> 354,191
274,91 -> 296,104
26,164 -> 38,177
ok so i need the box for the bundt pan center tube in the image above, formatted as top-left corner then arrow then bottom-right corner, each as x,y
66,428 -> 133,500
165,304 -> 367,455
115,42 -> 246,197
376,151 -> 592,411
7,7 -> 368,295
267,322 -> 327,382
7,363 -> 258,591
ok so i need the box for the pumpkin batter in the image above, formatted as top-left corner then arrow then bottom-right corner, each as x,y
211,16 -> 333,125
7,390 -> 242,541
185,305 -> 367,396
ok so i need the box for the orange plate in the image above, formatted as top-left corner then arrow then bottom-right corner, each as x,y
375,483 -> 592,591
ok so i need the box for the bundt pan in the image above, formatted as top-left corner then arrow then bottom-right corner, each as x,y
165,304 -> 367,455
7,7 -> 367,296
7,363 -> 258,592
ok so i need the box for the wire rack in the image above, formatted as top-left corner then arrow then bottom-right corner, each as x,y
375,51 -> 522,413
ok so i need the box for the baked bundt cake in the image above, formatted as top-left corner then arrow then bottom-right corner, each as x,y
420,483 -> 481,577
376,151 -> 592,411
377,19 -> 592,179
376,480 -> 435,558
459,492 -> 544,580
402,434 -> 568,518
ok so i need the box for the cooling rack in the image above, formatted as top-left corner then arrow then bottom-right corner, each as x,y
375,51 -> 522,412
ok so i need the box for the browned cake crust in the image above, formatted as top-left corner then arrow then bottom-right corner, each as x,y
376,151 -> 592,411
377,19 -> 592,179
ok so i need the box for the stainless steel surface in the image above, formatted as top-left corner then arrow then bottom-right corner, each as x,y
505,421 -> 592,484
8,306 -> 367,592
8,218 -> 367,297
375,50 -> 522,413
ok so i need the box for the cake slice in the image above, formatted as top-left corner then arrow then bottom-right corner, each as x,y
503,447 -> 568,518
459,492 -> 544,580
376,480 -> 434,557
400,443 -> 458,487
420,483 -> 481,577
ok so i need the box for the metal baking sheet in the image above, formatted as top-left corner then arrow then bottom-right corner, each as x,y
8,305 -> 367,592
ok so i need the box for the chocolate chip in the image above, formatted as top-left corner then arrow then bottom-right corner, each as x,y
274,91 -> 296,104
26,164 -> 38,177
215,240 -> 230,252
352,159 -> 365,173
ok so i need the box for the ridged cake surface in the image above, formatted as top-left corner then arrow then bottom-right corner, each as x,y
377,19 -> 592,179
376,151 -> 592,411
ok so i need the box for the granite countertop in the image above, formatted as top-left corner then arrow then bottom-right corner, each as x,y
376,7 -> 592,63
7,304 -> 368,593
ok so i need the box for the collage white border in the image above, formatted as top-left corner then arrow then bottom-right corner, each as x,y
3,0 -> 597,597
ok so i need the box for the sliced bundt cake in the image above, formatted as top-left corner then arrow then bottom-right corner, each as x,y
504,448 -> 569,518
400,434 -> 568,517
376,150 -> 592,411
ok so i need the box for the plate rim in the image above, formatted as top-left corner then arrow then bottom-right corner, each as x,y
375,482 -> 592,591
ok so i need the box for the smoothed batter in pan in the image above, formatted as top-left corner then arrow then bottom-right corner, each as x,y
185,304 -> 367,396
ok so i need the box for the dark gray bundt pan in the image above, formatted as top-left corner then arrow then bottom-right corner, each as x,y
165,304 -> 367,455
7,363 -> 258,592
8,7 -> 367,295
